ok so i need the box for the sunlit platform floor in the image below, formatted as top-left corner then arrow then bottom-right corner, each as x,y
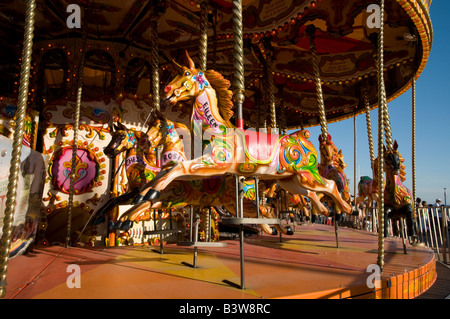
4,224 -> 437,299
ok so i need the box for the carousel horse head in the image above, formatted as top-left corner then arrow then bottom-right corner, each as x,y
162,51 -> 234,125
145,110 -> 189,168
334,149 -> 347,170
318,134 -> 337,164
163,51 -> 208,106
104,122 -> 138,158
383,141 -> 401,176
146,111 -> 168,149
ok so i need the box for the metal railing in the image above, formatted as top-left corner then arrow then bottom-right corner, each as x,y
334,204 -> 449,264
278,202 -> 449,264
415,206 -> 449,263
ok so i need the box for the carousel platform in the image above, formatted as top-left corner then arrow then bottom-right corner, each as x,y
3,224 -> 437,300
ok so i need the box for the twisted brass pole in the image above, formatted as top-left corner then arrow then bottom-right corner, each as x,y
364,89 -> 375,169
354,114 -> 357,203
265,54 -> 277,130
232,0 -> 245,129
308,25 -> 327,140
199,1 -> 209,71
150,19 -> 160,111
411,75 -> 416,216
232,0 -> 246,290
66,22 -> 87,248
199,0 -> 209,241
0,0 -> 36,298
377,0 -> 386,270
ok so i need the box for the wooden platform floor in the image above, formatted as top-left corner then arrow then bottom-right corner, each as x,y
3,224 -> 439,299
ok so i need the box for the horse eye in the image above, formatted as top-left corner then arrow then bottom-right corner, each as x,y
185,71 -> 190,76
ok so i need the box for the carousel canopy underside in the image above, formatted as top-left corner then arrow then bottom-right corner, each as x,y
0,0 -> 432,129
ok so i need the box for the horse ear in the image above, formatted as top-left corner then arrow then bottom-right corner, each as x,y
393,140 -> 398,150
185,50 -> 195,69
318,135 -> 323,143
171,59 -> 183,74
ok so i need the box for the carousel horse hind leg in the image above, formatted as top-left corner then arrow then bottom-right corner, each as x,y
89,188 -> 142,225
277,178 -> 329,216
139,156 -> 231,202
133,168 -> 175,203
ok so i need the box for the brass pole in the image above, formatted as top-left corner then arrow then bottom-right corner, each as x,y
150,18 -> 160,111
411,75 -> 416,216
354,114 -> 357,203
377,0 -> 386,270
307,25 -> 327,140
66,18 -> 87,248
199,1 -> 209,71
265,54 -> 277,130
364,89 -> 375,169
0,0 -> 36,298
232,0 -> 245,289
232,0 -> 245,129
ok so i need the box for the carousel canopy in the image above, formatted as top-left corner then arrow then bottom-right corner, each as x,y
0,0 -> 432,129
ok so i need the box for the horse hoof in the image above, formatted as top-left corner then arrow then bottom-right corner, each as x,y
143,189 -> 161,201
132,194 -> 145,204
271,227 -> 278,236
286,226 -> 294,235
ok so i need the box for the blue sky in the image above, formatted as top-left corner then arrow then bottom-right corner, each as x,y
300,2 -> 449,205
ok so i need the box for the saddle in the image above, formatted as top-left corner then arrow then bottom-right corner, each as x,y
239,129 -> 280,164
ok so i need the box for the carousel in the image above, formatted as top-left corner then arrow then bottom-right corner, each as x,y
0,0 -> 437,299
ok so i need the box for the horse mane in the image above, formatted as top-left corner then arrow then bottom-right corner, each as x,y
397,150 -> 407,182
204,69 -> 234,125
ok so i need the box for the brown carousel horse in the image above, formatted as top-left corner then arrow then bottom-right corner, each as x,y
381,141 -> 418,244
134,52 -> 352,217
89,121 -> 161,226
316,134 -> 352,218
120,115 -> 293,235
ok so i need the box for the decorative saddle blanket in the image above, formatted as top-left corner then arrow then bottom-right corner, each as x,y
238,129 -> 281,164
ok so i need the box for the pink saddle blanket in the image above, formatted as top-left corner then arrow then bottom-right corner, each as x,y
240,129 -> 280,162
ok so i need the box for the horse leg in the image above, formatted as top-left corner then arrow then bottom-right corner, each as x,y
90,188 -> 141,224
384,205 -> 395,237
277,177 -> 329,216
138,156 -> 231,202
120,200 -> 160,222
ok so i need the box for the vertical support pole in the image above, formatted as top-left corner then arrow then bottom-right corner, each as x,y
199,0 -> 208,71
265,54 -> 277,132
232,0 -> 245,129
150,18 -> 160,112
377,0 -> 386,271
0,0 -> 36,298
207,207 -> 212,242
193,210 -> 199,268
67,11 -> 87,248
158,210 -> 164,255
411,75 -> 419,242
307,25 -> 328,141
442,207 -> 448,264
354,114 -> 357,227
255,177 -> 260,219
189,205 -> 194,242
354,114 -> 357,201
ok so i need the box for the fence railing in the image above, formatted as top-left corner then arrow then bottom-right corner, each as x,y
288,204 -> 449,264
339,204 -> 449,264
